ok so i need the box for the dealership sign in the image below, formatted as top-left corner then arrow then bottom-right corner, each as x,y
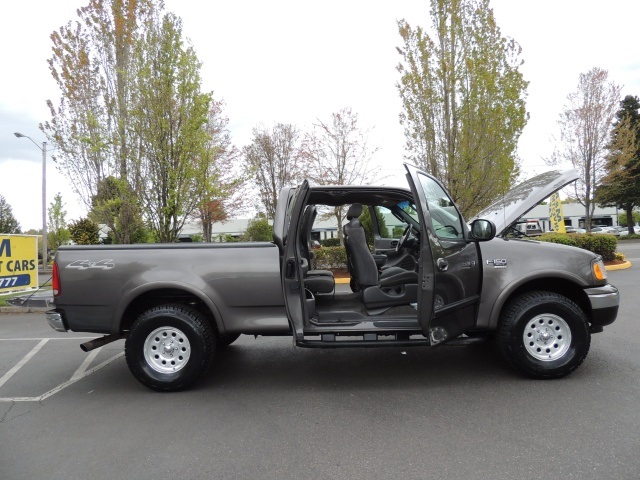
0,235 -> 38,291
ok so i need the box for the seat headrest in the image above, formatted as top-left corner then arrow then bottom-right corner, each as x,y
346,203 -> 363,220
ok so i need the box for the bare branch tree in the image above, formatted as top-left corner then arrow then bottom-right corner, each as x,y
553,67 -> 621,231
243,124 -> 302,220
301,107 -> 380,244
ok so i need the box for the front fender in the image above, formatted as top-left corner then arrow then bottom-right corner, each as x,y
478,269 -> 589,330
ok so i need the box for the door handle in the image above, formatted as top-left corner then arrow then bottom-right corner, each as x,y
436,258 -> 448,272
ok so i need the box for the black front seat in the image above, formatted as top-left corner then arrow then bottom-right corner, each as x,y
343,204 -> 418,309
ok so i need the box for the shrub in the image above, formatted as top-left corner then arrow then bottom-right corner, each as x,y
68,218 -> 100,245
313,246 -> 347,269
537,233 -> 617,262
320,237 -> 341,247
243,216 -> 272,242
536,233 -> 576,247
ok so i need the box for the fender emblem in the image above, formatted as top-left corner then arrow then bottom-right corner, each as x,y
486,258 -> 507,269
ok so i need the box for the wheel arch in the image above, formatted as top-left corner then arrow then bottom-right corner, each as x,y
487,273 -> 592,330
113,282 -> 225,336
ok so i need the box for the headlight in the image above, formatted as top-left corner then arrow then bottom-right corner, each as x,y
592,257 -> 607,282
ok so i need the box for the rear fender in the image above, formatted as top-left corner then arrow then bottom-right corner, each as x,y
112,280 -> 225,336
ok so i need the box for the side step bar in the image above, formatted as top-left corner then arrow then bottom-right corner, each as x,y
297,333 -> 487,348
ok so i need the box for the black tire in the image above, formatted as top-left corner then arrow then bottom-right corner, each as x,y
125,304 -> 215,391
498,291 -> 590,379
217,333 -> 240,349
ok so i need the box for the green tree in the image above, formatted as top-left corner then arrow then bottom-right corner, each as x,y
243,214 -> 272,242
69,217 -> 100,245
42,0 -> 156,243
0,195 -> 21,234
396,0 -> 528,217
360,206 -> 389,246
48,193 -> 71,251
617,211 -> 640,227
597,95 -> 640,234
552,67 -> 621,231
132,12 -> 213,243
243,123 -> 302,220
44,2 -> 215,244
194,100 -> 245,242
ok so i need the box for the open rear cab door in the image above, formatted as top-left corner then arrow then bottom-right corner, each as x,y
278,181 -> 310,344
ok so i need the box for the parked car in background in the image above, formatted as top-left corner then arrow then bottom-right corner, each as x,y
619,226 -> 640,236
565,227 -> 586,234
591,226 -> 618,236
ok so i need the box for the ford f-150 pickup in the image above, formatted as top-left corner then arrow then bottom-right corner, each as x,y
46,166 -> 620,391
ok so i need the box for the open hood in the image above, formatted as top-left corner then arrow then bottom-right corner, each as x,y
472,169 -> 580,236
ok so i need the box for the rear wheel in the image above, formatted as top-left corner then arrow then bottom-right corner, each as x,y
498,291 -> 590,379
125,305 -> 215,391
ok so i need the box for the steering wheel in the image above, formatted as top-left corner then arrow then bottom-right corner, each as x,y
396,225 -> 412,253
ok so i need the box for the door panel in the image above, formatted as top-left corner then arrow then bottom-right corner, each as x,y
404,165 -> 481,344
281,181 -> 310,344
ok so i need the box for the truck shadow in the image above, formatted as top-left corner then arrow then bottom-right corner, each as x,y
201,337 -> 511,391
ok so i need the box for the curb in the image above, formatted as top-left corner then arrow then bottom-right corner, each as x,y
0,306 -> 49,314
605,261 -> 632,271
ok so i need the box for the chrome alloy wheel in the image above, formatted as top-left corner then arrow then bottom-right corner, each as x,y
143,326 -> 191,374
523,314 -> 572,362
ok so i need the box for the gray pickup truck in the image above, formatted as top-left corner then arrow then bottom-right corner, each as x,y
46,165 -> 619,391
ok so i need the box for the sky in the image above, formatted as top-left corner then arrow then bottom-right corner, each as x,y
1,0 -> 639,231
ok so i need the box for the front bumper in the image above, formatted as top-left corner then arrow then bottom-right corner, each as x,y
585,284 -> 619,332
46,309 -> 68,332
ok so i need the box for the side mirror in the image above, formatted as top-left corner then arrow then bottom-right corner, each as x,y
469,219 -> 496,241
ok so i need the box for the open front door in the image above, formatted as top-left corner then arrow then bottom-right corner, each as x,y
280,180 -> 310,344
404,165 -> 482,345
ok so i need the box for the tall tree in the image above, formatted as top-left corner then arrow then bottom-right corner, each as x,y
194,100 -> 245,242
396,0 -> 528,217
132,12 -> 213,243
553,67 -> 621,231
301,107 -> 380,244
243,123 -> 302,220
48,193 -> 71,251
0,195 -> 21,234
42,0 -> 156,242
596,95 -> 640,234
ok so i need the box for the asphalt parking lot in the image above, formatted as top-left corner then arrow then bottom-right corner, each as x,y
1,242 -> 639,480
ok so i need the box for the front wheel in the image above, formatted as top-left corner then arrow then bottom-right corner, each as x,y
125,305 -> 215,391
498,291 -> 590,379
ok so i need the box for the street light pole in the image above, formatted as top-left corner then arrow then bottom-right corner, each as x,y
14,132 -> 48,272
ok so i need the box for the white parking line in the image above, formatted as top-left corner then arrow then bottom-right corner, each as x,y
0,339 -> 49,389
71,347 -> 102,381
0,337 -> 125,402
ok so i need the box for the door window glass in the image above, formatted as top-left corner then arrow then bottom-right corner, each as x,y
417,174 -> 464,240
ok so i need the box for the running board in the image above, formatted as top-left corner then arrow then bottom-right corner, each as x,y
297,333 -> 487,348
